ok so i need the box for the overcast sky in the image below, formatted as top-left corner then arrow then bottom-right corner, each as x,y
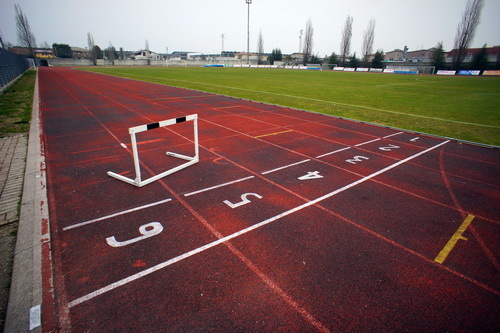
1,0 -> 499,56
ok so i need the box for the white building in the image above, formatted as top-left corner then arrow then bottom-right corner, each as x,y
132,50 -> 161,60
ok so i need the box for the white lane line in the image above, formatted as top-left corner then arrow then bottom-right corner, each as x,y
354,138 -> 381,147
63,198 -> 173,231
383,131 -> 404,138
183,176 -> 255,197
315,132 -> 403,159
315,147 -> 351,159
261,159 -> 311,175
67,140 -> 449,308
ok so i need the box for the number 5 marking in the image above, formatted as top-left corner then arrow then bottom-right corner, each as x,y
106,222 -> 163,247
224,193 -> 262,209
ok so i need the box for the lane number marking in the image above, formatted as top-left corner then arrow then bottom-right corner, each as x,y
346,156 -> 369,164
224,193 -> 262,209
298,171 -> 324,180
107,222 -> 164,247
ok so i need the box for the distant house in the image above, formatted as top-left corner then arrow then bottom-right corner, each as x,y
71,47 -> 91,59
9,46 -> 54,58
446,45 -> 500,65
132,50 -> 161,60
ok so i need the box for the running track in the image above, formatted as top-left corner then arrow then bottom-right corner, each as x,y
38,67 -> 499,332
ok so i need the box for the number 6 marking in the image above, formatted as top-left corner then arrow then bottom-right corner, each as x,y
106,222 -> 163,247
224,193 -> 262,209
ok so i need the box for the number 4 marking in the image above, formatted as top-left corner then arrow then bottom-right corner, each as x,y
224,193 -> 262,209
298,171 -> 324,180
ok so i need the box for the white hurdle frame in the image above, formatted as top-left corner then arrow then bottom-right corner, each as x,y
108,114 -> 199,187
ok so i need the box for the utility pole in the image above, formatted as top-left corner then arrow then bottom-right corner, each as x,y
221,34 -> 225,59
246,0 -> 252,65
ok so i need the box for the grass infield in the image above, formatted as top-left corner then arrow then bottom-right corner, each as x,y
83,67 -> 500,146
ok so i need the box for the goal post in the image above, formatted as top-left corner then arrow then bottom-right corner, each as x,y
108,114 -> 199,187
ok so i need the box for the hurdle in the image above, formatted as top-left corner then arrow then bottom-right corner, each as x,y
108,114 -> 199,187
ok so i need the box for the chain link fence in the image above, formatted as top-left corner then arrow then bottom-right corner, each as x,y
0,48 -> 32,89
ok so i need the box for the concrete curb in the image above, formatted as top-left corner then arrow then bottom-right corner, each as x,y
4,69 -> 48,333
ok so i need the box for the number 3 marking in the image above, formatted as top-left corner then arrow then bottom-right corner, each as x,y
224,193 -> 262,209
106,222 -> 163,247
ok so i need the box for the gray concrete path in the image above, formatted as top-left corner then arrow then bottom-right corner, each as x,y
0,134 -> 28,226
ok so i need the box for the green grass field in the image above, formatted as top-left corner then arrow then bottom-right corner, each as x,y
83,67 -> 500,146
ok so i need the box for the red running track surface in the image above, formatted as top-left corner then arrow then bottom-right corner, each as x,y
38,67 -> 499,332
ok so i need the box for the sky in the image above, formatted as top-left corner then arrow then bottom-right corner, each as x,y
1,0 -> 499,56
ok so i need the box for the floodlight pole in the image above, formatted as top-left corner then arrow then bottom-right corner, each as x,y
246,0 -> 252,65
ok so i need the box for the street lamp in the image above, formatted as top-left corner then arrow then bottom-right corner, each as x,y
246,0 -> 252,65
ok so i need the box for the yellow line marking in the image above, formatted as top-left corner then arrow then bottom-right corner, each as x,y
216,105 -> 240,109
434,214 -> 475,264
255,130 -> 293,138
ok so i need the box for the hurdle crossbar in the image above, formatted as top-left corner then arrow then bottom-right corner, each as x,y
108,114 -> 199,187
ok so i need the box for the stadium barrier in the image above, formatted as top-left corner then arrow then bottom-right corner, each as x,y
483,70 -> 500,76
458,70 -> 481,75
437,70 -> 456,75
0,48 -> 32,91
108,114 -> 199,187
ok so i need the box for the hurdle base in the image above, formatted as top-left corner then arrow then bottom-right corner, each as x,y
108,152 -> 199,187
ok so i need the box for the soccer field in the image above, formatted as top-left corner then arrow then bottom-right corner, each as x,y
83,67 -> 500,146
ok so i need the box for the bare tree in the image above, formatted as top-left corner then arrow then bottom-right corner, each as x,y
15,4 -> 37,58
257,31 -> 264,64
145,39 -> 150,66
302,19 -> 314,65
340,15 -> 353,66
361,19 -> 376,66
87,32 -> 97,65
0,30 -> 6,49
108,42 -> 116,65
452,0 -> 484,69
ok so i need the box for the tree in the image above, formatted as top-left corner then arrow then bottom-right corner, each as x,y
93,45 -> 103,60
340,15 -> 353,66
145,39 -> 150,65
53,43 -> 73,58
430,42 -> 446,71
15,4 -> 37,58
267,48 -> 282,65
349,52 -> 360,68
107,43 -> 116,65
371,50 -> 384,68
310,54 -> 320,64
471,44 -> 489,70
302,19 -> 314,65
87,32 -> 97,65
361,19 -> 376,67
328,52 -> 339,65
257,31 -> 264,64
452,0 -> 484,69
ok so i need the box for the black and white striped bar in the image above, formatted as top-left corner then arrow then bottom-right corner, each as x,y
130,115 -> 195,135
108,114 -> 199,187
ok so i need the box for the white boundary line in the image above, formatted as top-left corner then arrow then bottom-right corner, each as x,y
261,159 -> 311,175
183,176 -> 255,197
67,140 -> 449,308
63,198 -> 173,231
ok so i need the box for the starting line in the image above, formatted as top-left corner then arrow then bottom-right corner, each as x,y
108,114 -> 199,187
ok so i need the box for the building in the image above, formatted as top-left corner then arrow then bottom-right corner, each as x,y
446,45 -> 500,65
132,50 -> 161,60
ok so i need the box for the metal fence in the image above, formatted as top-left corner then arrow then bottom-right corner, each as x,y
0,48 -> 31,88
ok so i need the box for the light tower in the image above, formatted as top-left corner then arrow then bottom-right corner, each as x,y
246,0 -> 252,65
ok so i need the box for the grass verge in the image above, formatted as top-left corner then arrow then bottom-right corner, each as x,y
0,69 -> 36,135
